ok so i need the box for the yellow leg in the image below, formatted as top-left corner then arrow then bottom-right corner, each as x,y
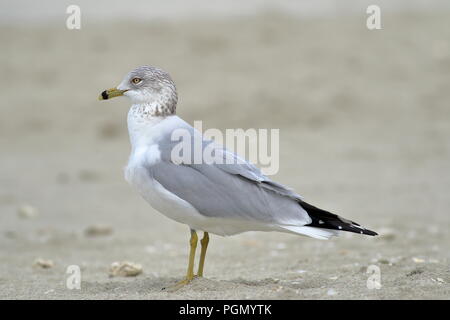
185,229 -> 198,281
197,232 -> 209,277
166,229 -> 198,290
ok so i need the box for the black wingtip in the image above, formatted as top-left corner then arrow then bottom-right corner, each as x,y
360,229 -> 378,236
299,200 -> 378,236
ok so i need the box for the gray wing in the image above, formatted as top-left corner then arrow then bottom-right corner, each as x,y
209,147 -> 303,201
148,122 -> 310,226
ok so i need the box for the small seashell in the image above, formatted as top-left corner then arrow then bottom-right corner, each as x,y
17,205 -> 39,219
33,258 -> 54,269
109,261 -> 143,277
327,288 -> 338,296
412,257 -> 425,263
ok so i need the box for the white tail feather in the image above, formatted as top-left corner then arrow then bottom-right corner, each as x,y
281,225 -> 340,240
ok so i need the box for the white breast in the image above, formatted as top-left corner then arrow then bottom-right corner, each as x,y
125,163 -> 205,227
125,108 -> 206,229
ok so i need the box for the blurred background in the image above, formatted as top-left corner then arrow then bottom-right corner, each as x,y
0,0 -> 449,299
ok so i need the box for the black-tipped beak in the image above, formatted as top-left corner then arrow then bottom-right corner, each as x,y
98,88 -> 128,100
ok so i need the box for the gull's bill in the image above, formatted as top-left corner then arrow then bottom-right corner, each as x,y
98,88 -> 128,100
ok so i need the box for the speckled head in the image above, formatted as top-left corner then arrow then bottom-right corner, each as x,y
99,65 -> 178,117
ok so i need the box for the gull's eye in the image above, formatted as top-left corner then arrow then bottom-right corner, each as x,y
131,77 -> 142,84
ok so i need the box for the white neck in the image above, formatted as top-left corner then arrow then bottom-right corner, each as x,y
127,104 -> 167,148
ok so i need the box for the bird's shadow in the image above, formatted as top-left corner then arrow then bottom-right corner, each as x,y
80,277 -> 175,294
78,276 -> 280,295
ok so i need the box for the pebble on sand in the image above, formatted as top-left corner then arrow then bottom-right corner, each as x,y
378,228 -> 396,241
33,258 -> 54,269
78,170 -> 101,182
17,205 -> 39,219
327,288 -> 338,296
84,224 -> 113,237
109,261 -> 143,277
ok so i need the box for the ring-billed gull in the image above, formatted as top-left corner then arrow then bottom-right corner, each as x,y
99,65 -> 377,288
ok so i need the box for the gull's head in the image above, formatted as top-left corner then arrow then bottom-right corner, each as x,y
99,65 -> 177,116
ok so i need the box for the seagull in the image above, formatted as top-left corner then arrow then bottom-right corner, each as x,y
99,65 -> 377,288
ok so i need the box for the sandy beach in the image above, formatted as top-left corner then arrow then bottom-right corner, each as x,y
0,10 -> 449,299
